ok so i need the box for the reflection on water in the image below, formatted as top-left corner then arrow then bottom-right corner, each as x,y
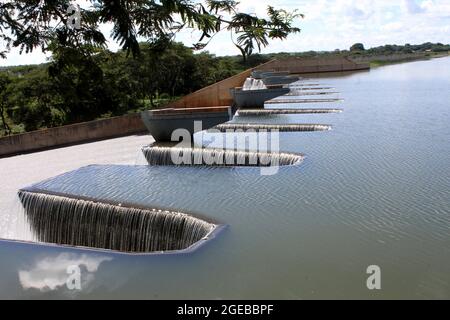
18,252 -> 112,293
0,57 -> 449,299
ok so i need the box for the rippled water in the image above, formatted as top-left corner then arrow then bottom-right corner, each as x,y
0,57 -> 449,299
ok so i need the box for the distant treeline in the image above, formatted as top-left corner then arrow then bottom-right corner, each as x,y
0,42 -> 449,136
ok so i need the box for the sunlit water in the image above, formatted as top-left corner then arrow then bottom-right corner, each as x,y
0,57 -> 449,299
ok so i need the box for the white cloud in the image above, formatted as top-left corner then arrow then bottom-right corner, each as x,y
1,0 -> 449,66
382,22 -> 404,32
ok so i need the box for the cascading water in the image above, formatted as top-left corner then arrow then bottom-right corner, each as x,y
141,145 -> 304,167
242,78 -> 253,90
17,190 -> 217,253
284,91 -> 339,96
237,109 -> 343,116
285,83 -> 322,87
5,73 -> 336,256
242,78 -> 267,91
287,87 -> 334,91
266,98 -> 342,104
212,123 -> 332,132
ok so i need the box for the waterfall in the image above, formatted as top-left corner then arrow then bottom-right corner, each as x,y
253,79 -> 267,90
284,91 -> 338,96
242,78 -> 267,91
18,190 -> 217,253
141,145 -> 304,167
237,109 -> 343,116
265,98 -> 342,104
212,123 -> 332,132
288,87 -> 334,91
242,78 -> 254,90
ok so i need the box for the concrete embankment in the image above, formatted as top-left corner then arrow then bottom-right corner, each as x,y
166,56 -> 368,109
0,113 -> 146,157
1,56 -> 368,157
257,56 -> 370,74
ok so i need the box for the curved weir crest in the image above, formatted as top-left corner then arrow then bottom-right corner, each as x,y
7,76 -> 340,256
17,189 -> 218,253
284,91 -> 339,96
266,98 -> 343,104
288,87 -> 334,91
236,109 -> 343,116
212,123 -> 332,132
141,145 -> 304,167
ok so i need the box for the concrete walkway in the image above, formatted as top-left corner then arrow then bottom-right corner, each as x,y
0,134 -> 154,239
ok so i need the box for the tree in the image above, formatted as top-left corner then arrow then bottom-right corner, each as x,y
0,1 -> 304,133
350,43 -> 365,52
0,1 -> 302,62
6,67 -> 67,132
228,6 -> 303,62
0,1 -> 303,129
0,73 -> 12,135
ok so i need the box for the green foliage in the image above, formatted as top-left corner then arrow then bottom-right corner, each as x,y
6,68 -> 64,132
47,45 -> 142,123
0,0 -> 303,136
350,43 -> 365,52
0,73 -> 12,135
359,42 -> 450,56
0,41 -> 254,135
227,6 -> 302,62
0,0 -> 302,61
0,41 -> 448,137
1,0 -> 106,55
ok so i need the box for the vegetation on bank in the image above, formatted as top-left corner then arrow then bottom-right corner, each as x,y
346,42 -> 450,67
367,52 -> 449,68
0,42 -> 269,136
0,41 -> 449,137
0,0 -> 302,137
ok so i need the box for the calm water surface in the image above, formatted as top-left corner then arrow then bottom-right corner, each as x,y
0,57 -> 449,299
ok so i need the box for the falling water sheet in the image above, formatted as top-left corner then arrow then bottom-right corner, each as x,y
14,166 -> 228,254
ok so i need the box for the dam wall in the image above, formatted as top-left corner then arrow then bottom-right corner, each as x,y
255,56 -> 370,74
0,56 -> 368,157
166,56 -> 368,109
165,60 -> 276,109
0,113 -> 147,157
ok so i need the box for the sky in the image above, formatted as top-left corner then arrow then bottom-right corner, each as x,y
1,0 -> 449,66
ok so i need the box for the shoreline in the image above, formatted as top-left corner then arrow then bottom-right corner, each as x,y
352,52 -> 449,68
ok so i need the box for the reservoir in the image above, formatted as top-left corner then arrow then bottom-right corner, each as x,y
0,57 -> 449,299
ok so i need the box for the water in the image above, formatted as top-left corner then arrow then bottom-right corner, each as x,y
141,145 -> 303,167
0,57 -> 449,298
266,97 -> 342,104
289,87 -> 334,91
236,108 -> 343,116
242,78 -> 267,91
213,123 -> 332,132
284,91 -> 339,96
18,190 -> 217,253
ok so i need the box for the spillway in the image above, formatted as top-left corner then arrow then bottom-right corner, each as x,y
141,145 -> 304,167
266,98 -> 343,104
236,109 -> 343,116
17,189 -> 219,253
211,123 -> 332,132
284,91 -> 339,96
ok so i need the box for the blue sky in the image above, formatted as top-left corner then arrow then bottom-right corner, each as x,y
1,0 -> 449,66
